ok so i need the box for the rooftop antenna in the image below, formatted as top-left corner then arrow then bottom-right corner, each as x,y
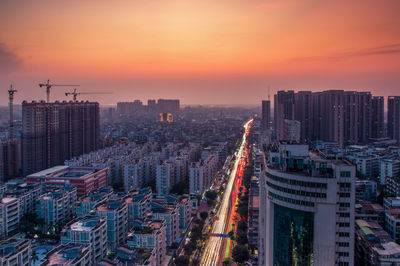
8,85 -> 17,141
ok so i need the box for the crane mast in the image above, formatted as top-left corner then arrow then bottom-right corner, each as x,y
8,85 -> 17,141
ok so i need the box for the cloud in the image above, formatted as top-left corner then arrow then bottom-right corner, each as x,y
0,43 -> 22,74
293,43 -> 400,62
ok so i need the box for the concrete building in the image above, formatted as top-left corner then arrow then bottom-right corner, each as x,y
27,165 -> 108,198
22,100 -> 99,176
371,96 -> 385,139
261,143 -> 355,265
151,201 -> 179,246
189,161 -> 205,195
0,197 -> 20,238
39,243 -> 92,266
248,176 -> 259,250
36,185 -> 77,231
0,238 -> 31,266
355,219 -> 400,266
178,197 -> 192,233
388,96 -> 400,143
355,180 -> 377,202
380,159 -> 400,185
294,91 -> 313,142
261,100 -> 271,132
385,209 -> 400,242
274,91 -> 295,141
61,216 -> 107,262
127,219 -> 167,266
76,186 -> 113,217
156,162 -> 175,195
95,196 -> 128,251
125,187 -> 152,228
4,182 -> 41,215
282,119 -> 301,143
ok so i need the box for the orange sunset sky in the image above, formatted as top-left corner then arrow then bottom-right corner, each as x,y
0,0 -> 400,105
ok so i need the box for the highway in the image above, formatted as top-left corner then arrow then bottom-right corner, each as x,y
200,118 -> 253,265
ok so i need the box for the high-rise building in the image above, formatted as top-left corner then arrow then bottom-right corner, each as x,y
282,119 -> 301,143
260,144 -> 355,265
371,96 -> 385,139
388,96 -> 400,143
261,100 -> 271,132
274,91 -> 295,140
275,90 -> 383,146
294,91 -> 312,142
22,100 -> 99,176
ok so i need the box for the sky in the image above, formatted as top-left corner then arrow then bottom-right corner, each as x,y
0,0 -> 400,106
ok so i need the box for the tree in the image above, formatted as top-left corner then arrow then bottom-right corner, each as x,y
205,190 -> 217,201
232,245 -> 250,263
191,259 -> 200,265
175,255 -> 189,266
238,220 -> 247,232
31,250 -> 39,264
222,258 -> 231,265
184,242 -> 196,255
236,230 -> 248,245
200,212 -> 208,220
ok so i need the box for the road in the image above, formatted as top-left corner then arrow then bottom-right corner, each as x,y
200,118 -> 253,265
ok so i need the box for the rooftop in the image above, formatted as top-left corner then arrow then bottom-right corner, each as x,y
40,243 -> 90,266
68,216 -> 103,232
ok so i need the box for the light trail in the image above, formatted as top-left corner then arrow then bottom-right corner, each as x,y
200,118 -> 253,266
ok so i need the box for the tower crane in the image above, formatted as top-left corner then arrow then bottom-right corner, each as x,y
65,88 -> 112,101
39,79 -> 79,103
8,85 -> 17,141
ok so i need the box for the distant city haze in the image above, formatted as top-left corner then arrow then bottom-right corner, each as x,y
1,0 -> 399,105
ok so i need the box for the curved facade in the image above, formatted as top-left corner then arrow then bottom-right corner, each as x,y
261,144 -> 355,266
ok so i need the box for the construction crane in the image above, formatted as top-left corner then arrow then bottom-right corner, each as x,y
65,88 -> 112,101
39,79 -> 79,103
8,84 -> 17,141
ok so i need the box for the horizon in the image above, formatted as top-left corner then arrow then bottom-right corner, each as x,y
1,0 -> 400,105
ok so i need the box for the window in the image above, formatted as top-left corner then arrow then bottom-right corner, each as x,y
338,242 -> 349,247
339,232 -> 350,237
340,171 -> 351,178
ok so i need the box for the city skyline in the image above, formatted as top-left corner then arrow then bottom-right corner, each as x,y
1,0 -> 400,105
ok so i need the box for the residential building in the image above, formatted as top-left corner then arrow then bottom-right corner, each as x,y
355,219 -> 400,266
151,201 -> 179,246
95,195 -> 128,251
76,186 -> 113,217
127,219 -> 166,266
39,243 -> 92,266
125,187 -> 152,228
61,216 -> 107,262
178,197 -> 192,233
156,162 -> 175,195
36,185 -> 77,230
274,90 -> 295,141
385,209 -> 400,242
388,96 -> 400,143
0,238 -> 31,266
248,176 -> 259,250
22,100 -> 99,176
282,119 -> 301,143
380,159 -> 400,185
355,180 -> 377,202
261,100 -> 271,132
0,197 -> 20,237
4,182 -> 41,215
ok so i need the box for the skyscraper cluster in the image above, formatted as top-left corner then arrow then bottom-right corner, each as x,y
273,90 -> 386,146
22,100 -> 99,175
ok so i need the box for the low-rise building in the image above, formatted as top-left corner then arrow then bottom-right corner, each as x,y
61,216 -> 107,262
27,165 -> 108,198
355,200 -> 385,226
385,209 -> 400,242
4,182 -> 41,215
248,176 -> 260,250
355,180 -> 377,202
355,219 -> 400,265
0,238 -> 31,266
39,243 -> 92,266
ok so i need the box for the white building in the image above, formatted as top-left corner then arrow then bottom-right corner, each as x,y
380,159 -> 400,185
261,143 -> 355,266
0,197 -> 20,238
156,162 -> 175,195
189,161 -> 205,195
39,243 -> 92,266
61,216 -> 107,262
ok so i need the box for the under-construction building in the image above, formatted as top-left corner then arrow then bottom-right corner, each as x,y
22,100 -> 99,176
